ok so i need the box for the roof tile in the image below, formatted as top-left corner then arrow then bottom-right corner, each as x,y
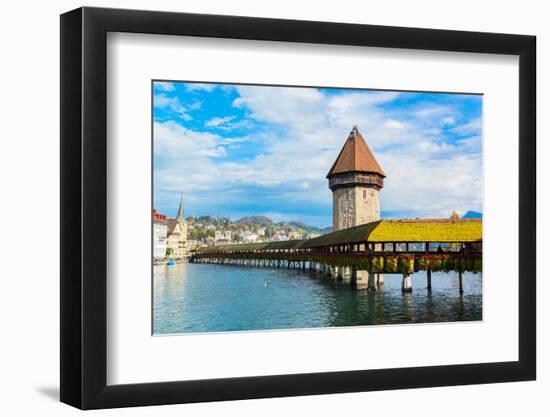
327,127 -> 385,177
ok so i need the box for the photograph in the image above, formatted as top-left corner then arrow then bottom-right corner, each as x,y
152,81 -> 483,335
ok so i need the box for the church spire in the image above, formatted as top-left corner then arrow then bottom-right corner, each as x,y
175,193 -> 185,223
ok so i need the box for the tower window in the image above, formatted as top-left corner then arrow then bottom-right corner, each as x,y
363,189 -> 367,199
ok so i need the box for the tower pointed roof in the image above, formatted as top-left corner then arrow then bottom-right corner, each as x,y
175,193 -> 185,223
326,126 -> 385,178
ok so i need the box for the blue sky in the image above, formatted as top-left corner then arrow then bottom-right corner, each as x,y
153,81 -> 482,228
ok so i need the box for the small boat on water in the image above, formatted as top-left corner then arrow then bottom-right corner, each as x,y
167,259 -> 175,266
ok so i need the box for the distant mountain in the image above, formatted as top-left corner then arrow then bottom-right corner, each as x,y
234,216 -> 273,226
287,221 -> 323,234
463,211 -> 482,219
233,216 -> 331,235
274,221 -> 329,234
320,226 -> 332,234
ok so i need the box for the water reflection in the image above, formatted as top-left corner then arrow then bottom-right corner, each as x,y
153,264 -> 482,335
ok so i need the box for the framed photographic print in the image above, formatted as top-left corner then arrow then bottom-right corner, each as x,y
60,6 -> 536,409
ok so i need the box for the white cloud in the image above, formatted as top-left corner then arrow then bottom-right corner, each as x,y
384,119 -> 406,129
154,121 -> 229,212
456,135 -> 482,153
154,121 -> 226,159
205,116 -> 236,128
329,91 -> 400,110
416,141 -> 456,155
233,86 -> 329,132
154,94 -> 192,120
205,116 -> 253,131
154,121 -> 261,212
378,149 -> 482,217
442,116 -> 456,126
186,83 -> 216,92
414,106 -> 455,119
189,101 -> 202,110
154,82 -> 175,91
453,117 -> 482,135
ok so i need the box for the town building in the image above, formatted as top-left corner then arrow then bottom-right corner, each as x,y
166,195 -> 188,259
186,240 -> 202,251
214,229 -> 232,242
239,231 -> 259,243
272,231 -> 289,241
152,209 -> 168,259
287,230 -> 303,240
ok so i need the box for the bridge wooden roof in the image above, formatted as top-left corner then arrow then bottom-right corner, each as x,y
195,219 -> 482,253
303,219 -> 482,248
326,127 -> 385,178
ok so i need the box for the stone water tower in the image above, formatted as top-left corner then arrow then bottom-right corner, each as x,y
327,126 -> 385,231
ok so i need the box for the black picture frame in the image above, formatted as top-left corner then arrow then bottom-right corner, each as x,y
60,6 -> 536,410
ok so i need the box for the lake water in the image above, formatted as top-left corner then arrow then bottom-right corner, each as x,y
153,262 -> 482,335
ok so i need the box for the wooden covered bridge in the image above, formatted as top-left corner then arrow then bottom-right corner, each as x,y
191,218 -> 482,292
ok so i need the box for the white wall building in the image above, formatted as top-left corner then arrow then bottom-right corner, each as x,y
214,229 -> 232,242
272,231 -> 289,241
153,210 -> 168,259
288,230 -> 303,240
239,231 -> 259,242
